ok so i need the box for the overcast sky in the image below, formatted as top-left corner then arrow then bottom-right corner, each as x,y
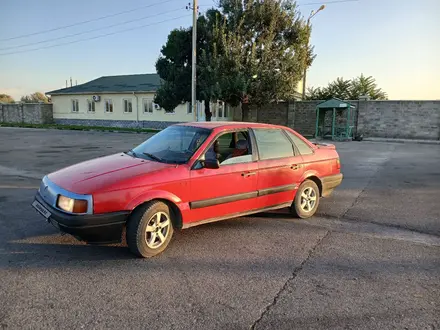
0,0 -> 439,100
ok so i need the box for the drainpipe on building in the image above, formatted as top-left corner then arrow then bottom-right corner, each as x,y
133,92 -> 139,127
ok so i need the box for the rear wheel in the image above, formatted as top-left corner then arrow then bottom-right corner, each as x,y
291,180 -> 320,218
126,201 -> 174,258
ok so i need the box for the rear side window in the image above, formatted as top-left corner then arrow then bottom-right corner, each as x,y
285,130 -> 314,155
253,129 -> 294,160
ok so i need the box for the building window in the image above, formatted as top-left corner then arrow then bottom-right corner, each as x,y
143,99 -> 153,113
87,100 -> 95,112
123,99 -> 132,113
187,102 -> 192,114
105,99 -> 113,113
71,99 -> 79,112
224,104 -> 229,118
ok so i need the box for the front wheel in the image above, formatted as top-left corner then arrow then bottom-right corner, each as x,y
291,180 -> 320,218
126,201 -> 174,258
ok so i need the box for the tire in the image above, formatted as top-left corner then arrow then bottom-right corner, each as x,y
291,180 -> 320,219
126,201 -> 174,258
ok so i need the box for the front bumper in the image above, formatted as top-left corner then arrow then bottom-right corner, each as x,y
33,192 -> 129,244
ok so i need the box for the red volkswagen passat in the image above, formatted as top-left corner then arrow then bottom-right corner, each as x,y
32,122 -> 343,257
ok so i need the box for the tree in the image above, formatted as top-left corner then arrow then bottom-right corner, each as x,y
154,10 -> 222,120
20,92 -> 50,103
214,0 -> 311,106
155,0 -> 312,118
350,74 -> 387,100
0,94 -> 15,103
306,74 -> 388,100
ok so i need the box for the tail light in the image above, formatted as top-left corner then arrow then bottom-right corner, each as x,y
336,158 -> 341,170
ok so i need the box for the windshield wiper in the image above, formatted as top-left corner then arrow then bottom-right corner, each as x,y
143,152 -> 164,163
125,149 -> 138,158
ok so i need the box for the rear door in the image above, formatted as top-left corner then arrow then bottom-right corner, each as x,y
252,128 -> 305,209
284,129 -> 335,177
187,129 -> 259,224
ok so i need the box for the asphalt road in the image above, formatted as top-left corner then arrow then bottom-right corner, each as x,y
0,127 -> 439,330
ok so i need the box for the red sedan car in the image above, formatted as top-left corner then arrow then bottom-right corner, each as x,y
32,122 -> 342,257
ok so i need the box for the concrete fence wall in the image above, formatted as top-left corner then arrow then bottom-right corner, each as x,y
356,101 -> 440,140
0,103 -> 53,124
1,100 -> 439,140
241,100 -> 440,140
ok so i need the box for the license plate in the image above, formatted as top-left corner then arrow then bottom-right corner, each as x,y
32,200 -> 52,219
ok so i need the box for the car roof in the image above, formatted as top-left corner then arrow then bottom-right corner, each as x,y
177,121 -> 284,130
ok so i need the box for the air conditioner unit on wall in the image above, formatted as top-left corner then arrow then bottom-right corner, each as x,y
92,95 -> 101,102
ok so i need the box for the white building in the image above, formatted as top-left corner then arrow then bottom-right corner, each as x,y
46,73 -> 235,129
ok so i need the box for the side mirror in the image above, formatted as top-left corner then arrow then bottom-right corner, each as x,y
204,159 -> 220,169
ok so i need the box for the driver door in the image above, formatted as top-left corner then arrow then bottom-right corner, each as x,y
187,129 -> 258,224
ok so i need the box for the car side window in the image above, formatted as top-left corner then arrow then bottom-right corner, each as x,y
285,130 -> 314,155
204,130 -> 253,165
253,129 -> 294,160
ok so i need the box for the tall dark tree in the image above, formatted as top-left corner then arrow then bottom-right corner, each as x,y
154,10 -> 222,120
214,0 -> 311,106
155,0 -> 312,118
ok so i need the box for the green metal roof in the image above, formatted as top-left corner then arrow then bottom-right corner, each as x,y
316,98 -> 355,109
46,73 -> 161,95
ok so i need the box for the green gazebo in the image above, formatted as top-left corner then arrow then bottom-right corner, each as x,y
315,98 -> 355,141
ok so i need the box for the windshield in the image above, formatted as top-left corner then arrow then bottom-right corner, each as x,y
129,125 -> 211,164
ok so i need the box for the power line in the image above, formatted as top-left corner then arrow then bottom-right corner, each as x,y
0,8 -> 184,51
0,15 -> 191,56
207,0 -> 358,8
298,0 -> 359,6
0,0 -> 179,41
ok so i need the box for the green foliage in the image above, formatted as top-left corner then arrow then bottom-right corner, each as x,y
154,10 -> 222,119
155,0 -> 311,113
307,74 -> 388,100
20,92 -> 50,103
0,94 -> 15,103
214,0 -> 311,105
350,74 -> 388,100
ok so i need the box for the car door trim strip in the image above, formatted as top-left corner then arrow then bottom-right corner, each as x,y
257,184 -> 298,197
183,202 -> 292,228
189,184 -> 298,209
190,191 -> 258,209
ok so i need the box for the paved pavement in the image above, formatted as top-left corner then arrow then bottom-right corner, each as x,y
0,127 -> 439,330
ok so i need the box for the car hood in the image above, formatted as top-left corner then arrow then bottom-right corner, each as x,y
48,153 -> 174,194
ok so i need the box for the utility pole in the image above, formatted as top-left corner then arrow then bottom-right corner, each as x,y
187,1 -> 198,121
302,5 -> 325,100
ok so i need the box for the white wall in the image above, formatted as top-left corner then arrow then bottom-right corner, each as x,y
52,93 -> 234,122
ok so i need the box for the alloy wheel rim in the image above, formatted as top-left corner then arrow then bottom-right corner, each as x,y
145,212 -> 170,249
300,187 -> 317,212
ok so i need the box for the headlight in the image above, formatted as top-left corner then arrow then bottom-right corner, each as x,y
57,195 -> 88,213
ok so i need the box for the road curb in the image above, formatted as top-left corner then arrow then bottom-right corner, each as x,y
363,138 -> 440,145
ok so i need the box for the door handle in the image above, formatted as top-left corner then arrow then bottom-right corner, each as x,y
290,164 -> 300,170
241,172 -> 256,177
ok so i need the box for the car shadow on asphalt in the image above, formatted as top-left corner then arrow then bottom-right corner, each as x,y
0,212 -> 307,267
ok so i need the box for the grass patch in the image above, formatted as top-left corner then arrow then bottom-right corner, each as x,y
0,122 -> 160,133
